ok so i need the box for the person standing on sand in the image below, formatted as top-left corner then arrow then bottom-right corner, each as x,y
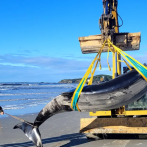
0,106 -> 4,115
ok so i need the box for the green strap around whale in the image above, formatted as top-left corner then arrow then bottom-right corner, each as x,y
72,78 -> 85,111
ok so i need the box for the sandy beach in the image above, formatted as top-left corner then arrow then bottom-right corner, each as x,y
0,112 -> 147,147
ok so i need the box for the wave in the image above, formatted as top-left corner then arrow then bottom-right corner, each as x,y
0,98 -> 45,102
0,83 -> 76,115
1,84 -> 23,86
0,92 -> 60,96
2,98 -> 51,110
4,106 -> 25,110
0,83 -> 77,88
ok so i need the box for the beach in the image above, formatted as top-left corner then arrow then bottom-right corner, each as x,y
0,111 -> 90,147
1,111 -> 147,147
0,83 -> 147,147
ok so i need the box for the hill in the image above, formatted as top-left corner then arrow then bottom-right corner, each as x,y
58,74 -> 112,84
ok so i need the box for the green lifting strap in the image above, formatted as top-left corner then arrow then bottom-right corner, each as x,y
107,39 -> 147,82
125,55 -> 147,79
72,78 -> 85,111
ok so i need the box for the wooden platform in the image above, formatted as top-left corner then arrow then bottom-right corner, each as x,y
78,32 -> 141,54
80,117 -> 147,134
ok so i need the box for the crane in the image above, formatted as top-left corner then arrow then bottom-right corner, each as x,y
79,0 -> 147,139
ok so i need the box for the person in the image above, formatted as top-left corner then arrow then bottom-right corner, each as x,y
0,106 -> 4,115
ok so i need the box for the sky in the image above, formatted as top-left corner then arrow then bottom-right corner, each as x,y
0,0 -> 147,82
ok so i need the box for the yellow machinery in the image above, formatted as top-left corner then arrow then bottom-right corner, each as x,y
79,0 -> 147,137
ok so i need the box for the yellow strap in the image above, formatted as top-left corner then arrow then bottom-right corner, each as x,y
123,59 -> 132,71
107,48 -> 111,71
107,39 -> 147,81
71,40 -> 107,111
118,60 -> 124,62
108,39 -> 147,71
88,59 -> 99,85
99,62 -> 102,70
88,41 -> 105,85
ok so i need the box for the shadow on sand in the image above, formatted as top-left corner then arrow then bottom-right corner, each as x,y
0,133 -> 90,147
1,133 -> 147,147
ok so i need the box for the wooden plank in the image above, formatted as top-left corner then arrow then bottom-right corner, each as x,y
80,117 -> 147,134
78,32 -> 141,54
82,126 -> 147,134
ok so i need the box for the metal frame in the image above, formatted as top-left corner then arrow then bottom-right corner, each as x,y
89,0 -> 146,117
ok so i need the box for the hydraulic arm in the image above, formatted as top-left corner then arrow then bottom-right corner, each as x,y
99,0 -> 121,78
99,0 -> 119,42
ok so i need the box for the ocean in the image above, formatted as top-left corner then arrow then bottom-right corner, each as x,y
0,82 -> 77,118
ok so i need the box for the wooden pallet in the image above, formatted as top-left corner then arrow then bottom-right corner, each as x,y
78,32 -> 141,54
80,117 -> 147,134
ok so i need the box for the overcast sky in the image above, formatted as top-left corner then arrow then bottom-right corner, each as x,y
0,0 -> 146,82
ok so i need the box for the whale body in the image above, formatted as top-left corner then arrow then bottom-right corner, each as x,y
14,69 -> 147,147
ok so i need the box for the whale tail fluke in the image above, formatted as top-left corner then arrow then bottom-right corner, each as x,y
13,122 -> 43,147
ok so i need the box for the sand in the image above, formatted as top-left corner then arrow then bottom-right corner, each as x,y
0,111 -> 147,147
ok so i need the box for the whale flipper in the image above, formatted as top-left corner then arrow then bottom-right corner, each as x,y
14,122 -> 43,147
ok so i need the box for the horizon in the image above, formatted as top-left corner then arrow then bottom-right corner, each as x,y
0,73 -> 112,83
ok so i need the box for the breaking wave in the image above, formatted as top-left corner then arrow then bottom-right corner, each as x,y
0,82 -> 75,116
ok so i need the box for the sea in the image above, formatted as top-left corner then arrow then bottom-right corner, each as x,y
0,82 -> 77,118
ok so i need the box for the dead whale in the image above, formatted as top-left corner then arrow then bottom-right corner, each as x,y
14,69 -> 147,147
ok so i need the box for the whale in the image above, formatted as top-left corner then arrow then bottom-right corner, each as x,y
13,69 -> 147,147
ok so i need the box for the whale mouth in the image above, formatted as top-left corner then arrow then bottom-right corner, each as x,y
14,122 -> 43,147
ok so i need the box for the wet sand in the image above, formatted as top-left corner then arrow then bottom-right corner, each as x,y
0,112 -> 147,147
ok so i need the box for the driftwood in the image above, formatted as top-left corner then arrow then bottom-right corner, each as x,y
78,32 -> 141,53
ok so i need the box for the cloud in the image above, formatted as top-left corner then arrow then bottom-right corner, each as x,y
0,63 -> 111,82
0,54 -> 112,82
1,50 -> 146,82
7,49 -> 40,57
0,54 -> 93,70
